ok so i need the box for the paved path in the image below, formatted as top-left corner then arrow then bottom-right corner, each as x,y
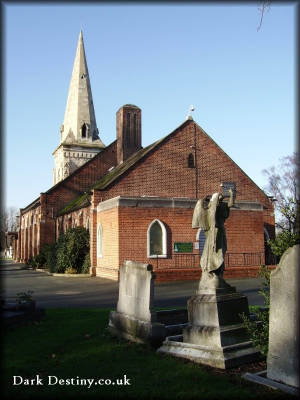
1,260 -> 266,308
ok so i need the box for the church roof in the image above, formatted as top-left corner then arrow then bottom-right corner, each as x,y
57,119 -> 191,215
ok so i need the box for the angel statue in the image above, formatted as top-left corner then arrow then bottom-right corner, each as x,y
192,187 -> 235,292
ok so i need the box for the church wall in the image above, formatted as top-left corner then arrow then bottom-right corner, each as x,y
46,141 -> 117,216
17,143 -> 117,262
91,120 -> 274,280
99,122 -> 273,213
17,206 -> 41,262
17,120 -> 275,277
95,207 -> 119,279
95,198 -> 267,281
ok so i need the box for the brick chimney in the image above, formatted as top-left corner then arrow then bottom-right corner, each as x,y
116,104 -> 142,164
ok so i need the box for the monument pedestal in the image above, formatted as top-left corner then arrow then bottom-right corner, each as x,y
158,285 -> 261,369
109,310 -> 166,345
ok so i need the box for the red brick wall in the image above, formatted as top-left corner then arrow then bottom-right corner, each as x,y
96,207 -> 119,278
226,209 -> 264,253
95,203 -> 266,279
98,121 -> 274,225
43,142 -> 117,216
17,142 -> 117,260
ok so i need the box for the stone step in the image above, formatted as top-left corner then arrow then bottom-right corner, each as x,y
165,334 -> 183,342
222,340 -> 254,352
165,323 -> 188,336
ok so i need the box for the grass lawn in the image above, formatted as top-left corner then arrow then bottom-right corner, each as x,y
2,309 -> 287,400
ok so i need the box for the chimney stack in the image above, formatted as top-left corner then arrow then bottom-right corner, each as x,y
116,104 -> 142,164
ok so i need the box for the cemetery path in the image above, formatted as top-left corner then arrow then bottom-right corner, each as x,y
1,260 -> 266,308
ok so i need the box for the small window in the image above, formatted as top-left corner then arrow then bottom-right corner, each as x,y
81,124 -> 87,138
97,223 -> 103,258
188,153 -> 195,168
147,219 -> 167,258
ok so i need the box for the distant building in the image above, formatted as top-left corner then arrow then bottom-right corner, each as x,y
13,32 -> 276,281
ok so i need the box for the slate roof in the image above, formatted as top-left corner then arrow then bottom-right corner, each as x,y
57,134 -> 167,216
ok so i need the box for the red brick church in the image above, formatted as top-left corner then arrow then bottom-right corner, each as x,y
13,31 -> 276,281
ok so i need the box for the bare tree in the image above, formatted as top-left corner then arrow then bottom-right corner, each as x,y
0,207 -> 19,232
263,153 -> 299,234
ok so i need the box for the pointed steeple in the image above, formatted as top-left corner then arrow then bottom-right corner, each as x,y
61,31 -> 104,146
53,31 -> 105,185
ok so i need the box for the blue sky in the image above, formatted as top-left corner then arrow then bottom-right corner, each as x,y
4,3 -> 296,210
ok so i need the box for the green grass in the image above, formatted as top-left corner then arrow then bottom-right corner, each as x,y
2,309 -> 282,400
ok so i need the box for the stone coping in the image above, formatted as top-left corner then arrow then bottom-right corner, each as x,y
243,371 -> 299,396
36,269 -> 90,277
97,196 -> 263,212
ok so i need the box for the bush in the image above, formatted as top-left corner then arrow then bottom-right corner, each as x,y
81,253 -> 91,274
240,265 -> 270,356
25,227 -> 90,274
44,243 -> 58,273
65,267 -> 77,274
31,244 -> 53,269
55,233 -> 68,273
56,227 -> 90,273
268,230 -> 299,259
34,252 -> 47,268
26,257 -> 35,268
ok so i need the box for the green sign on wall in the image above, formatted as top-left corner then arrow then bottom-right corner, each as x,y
174,242 -> 193,253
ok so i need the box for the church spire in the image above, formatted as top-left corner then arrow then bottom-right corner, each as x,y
53,31 -> 105,185
60,30 -> 104,146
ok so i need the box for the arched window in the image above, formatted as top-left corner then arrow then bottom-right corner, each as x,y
97,223 -> 103,258
188,153 -> 195,168
81,123 -> 87,138
196,229 -> 206,255
147,219 -> 167,258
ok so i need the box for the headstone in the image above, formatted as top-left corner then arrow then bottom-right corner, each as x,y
116,260 -> 156,321
267,244 -> 299,388
108,260 -> 166,345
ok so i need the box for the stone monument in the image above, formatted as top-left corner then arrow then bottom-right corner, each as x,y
158,187 -> 260,368
267,244 -> 299,388
108,260 -> 166,345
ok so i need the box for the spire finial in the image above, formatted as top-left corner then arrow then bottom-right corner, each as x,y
186,105 -> 195,120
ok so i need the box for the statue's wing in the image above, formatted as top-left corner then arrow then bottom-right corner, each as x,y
192,199 -> 209,230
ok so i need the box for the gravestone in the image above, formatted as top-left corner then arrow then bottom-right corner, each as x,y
108,260 -> 166,345
267,244 -> 299,388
